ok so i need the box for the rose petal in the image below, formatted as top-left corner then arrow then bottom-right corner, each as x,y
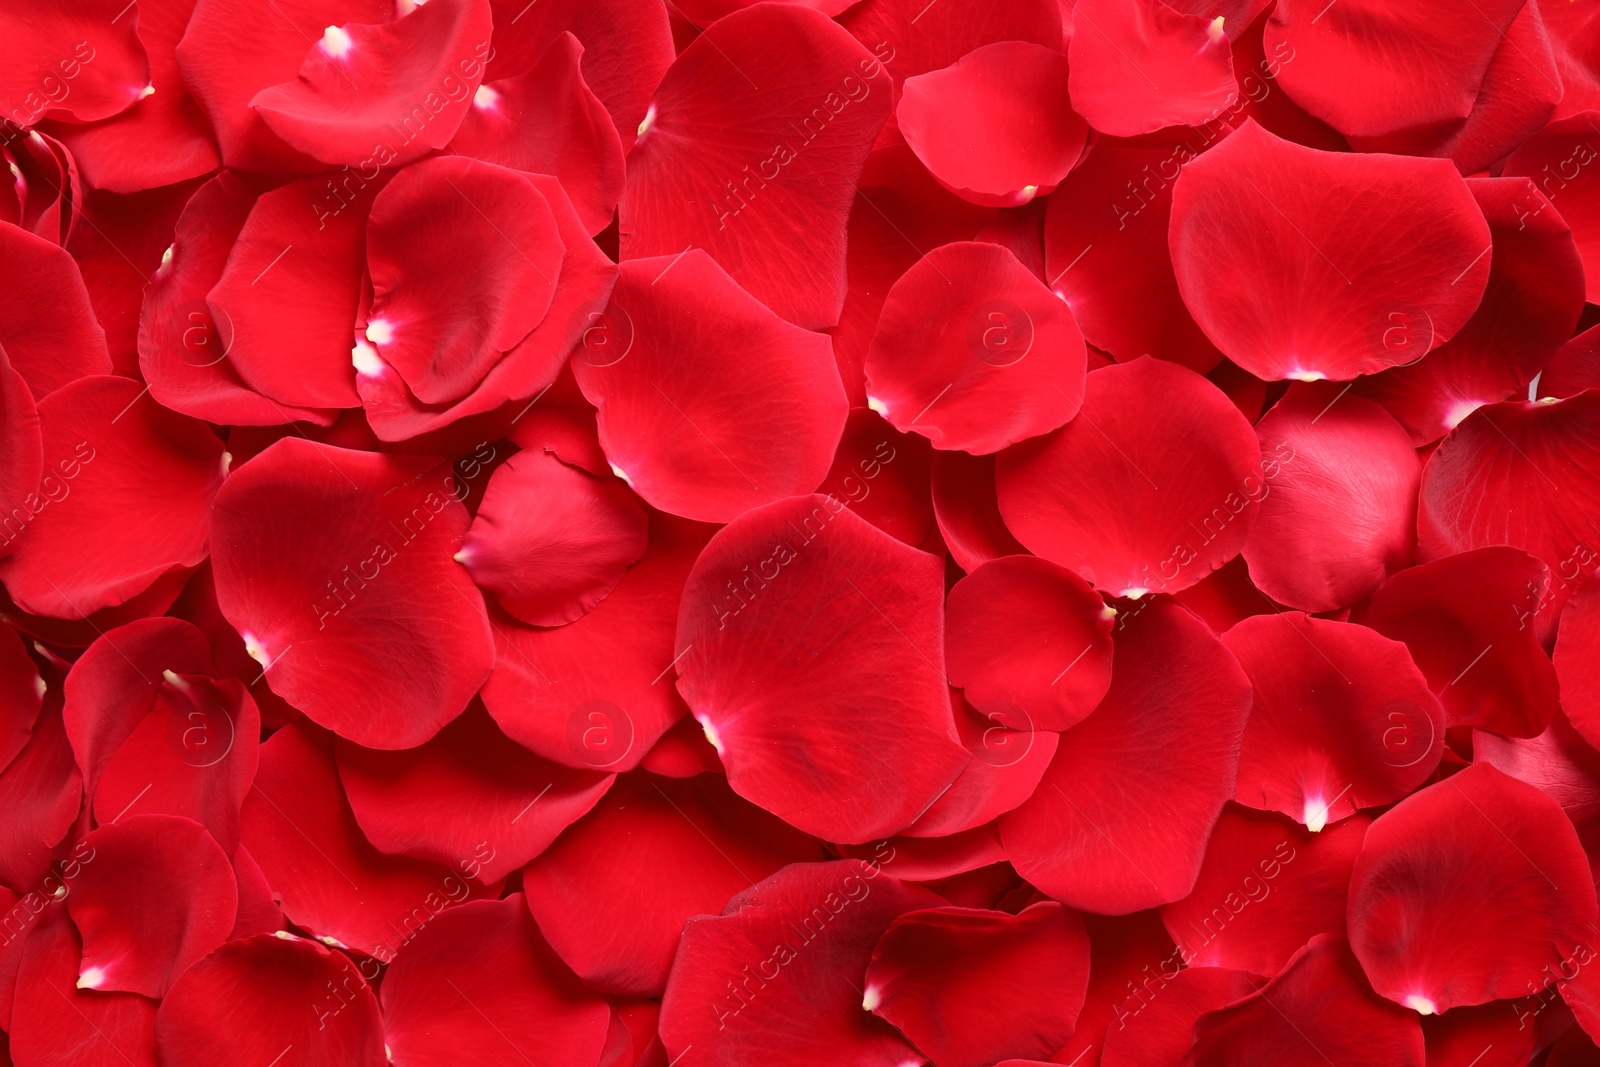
1068,0 -> 1236,137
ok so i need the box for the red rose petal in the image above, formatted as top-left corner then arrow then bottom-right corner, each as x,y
864,901 -> 1090,1067
459,447 -> 647,627
334,702 -> 613,885
1476,712 -> 1600,884
1069,0 -> 1236,138
1160,804 -> 1368,975
840,827 -> 1007,883
1000,598 -> 1252,913
1543,323 -> 1600,400
252,0 -> 491,167
1421,1002 -> 1540,1067
522,771 -> 824,996
0,699 -> 80,894
10,905 -> 157,1067
0,0 -> 149,124
0,622 -> 43,774
0,377 -> 224,620
380,896 -> 611,1067
155,933 -> 386,1067
1348,763 -> 1598,1013
1042,140 -> 1222,374
996,357 -> 1263,597
945,555 -> 1114,731
573,251 -> 847,522
1169,121 -> 1492,382
1355,177 -> 1585,445
0,222 -> 111,398
450,32 -> 626,235
210,439 -> 494,749
1223,613 -> 1445,830
931,449 -> 1027,573
675,495 -> 968,843
1505,113 -> 1600,304
1417,391 -> 1600,637
66,815 -> 236,998
1099,965 -> 1260,1067
864,241 -> 1087,453
816,409 -> 935,547
1240,382 -> 1421,612
1557,572 -> 1600,752
619,3 -> 892,329
1053,910 -> 1181,1067
239,722 -> 483,959
1264,0 -> 1524,138
657,859 -> 942,1067
207,176 -> 368,411
365,156 -> 563,406
482,509 -> 714,772
229,844 -> 284,939
897,42 -> 1085,207
1187,935 -> 1425,1066
1364,547 -> 1560,738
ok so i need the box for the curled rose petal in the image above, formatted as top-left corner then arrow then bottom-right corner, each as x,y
897,42 -> 1085,207
674,495 -> 968,843
996,357 -> 1263,598
1223,613 -> 1445,831
1347,763 -> 1599,1013
1169,120 -> 1492,382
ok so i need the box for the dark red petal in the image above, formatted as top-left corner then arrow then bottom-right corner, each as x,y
946,555 -> 1113,731
865,902 -> 1089,1067
0,622 -> 42,773
902,690 -> 1060,838
1344,1 -> 1563,176
1160,804 -> 1368,975
1000,598 -> 1251,913
45,0 -> 221,192
1349,763 -> 1599,1013
335,703 -> 612,885
381,896 -> 611,1067
450,32 -> 625,235
816,410 -> 935,548
1100,965 -> 1260,1067
573,252 -> 847,522
1355,177 -> 1585,445
459,449 -> 644,628
176,0 -> 391,174
897,42 -> 1084,207
240,722 -> 484,958
931,449 -> 1027,573
1241,382 -> 1420,612
675,495 -> 968,843
1505,113 -> 1600,304
66,815 -> 235,998
229,844 -> 284,939
482,510 -> 714,772
0,700 -> 80,893
93,672 -> 260,854
1188,935 -> 1425,1066
1544,324 -> 1600,400
619,4 -> 892,329
996,357 -> 1263,597
139,173 -> 335,427
252,0 -> 490,166
357,171 -> 616,442
1417,392 -> 1600,638
1054,910 -> 1180,1067
522,771 -> 824,996
155,933 -> 386,1067
1557,572 -> 1600,752
0,1 -> 149,124
1170,121 -> 1491,382
365,157 -> 563,405
1042,141 -> 1222,374
0,222 -> 111,398
1364,547 -> 1560,738
486,0 -> 674,154
207,176 -> 368,411
210,439 -> 494,749
864,241 -> 1086,453
1264,0 -> 1523,138
1476,712 -> 1600,885
1069,0 -> 1236,137
10,905 -> 157,1067
1223,613 -> 1445,830
0,377 -> 224,619
658,859 -> 942,1066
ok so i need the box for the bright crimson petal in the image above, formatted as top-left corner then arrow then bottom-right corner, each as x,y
1068,0 -> 1236,137
1169,121 -> 1491,382
1347,764 -> 1598,1013
1476,711 -> 1600,885
0,0 -> 149,124
675,495 -> 968,843
931,450 -> 1027,573
1099,965 -> 1259,1067
1557,572 -> 1600,752
0,222 -> 111,398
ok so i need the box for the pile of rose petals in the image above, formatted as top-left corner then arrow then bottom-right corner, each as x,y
7,0 -> 1600,1064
